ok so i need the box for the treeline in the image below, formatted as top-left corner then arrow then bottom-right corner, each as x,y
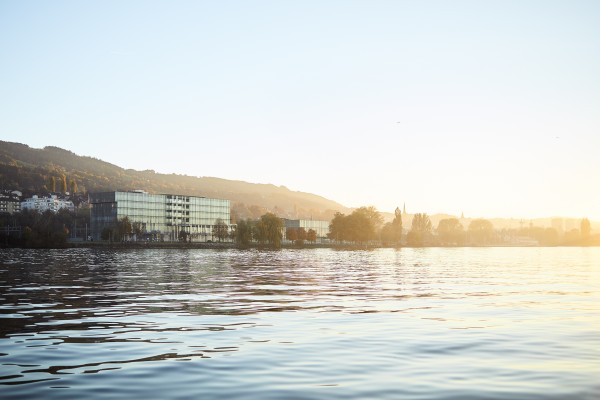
102,213 -> 318,248
233,213 -> 284,248
285,227 -> 317,246
1,200 -> 596,248
0,208 -> 89,248
324,207 -> 597,247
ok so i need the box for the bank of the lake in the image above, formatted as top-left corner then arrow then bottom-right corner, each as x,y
62,240 -> 599,250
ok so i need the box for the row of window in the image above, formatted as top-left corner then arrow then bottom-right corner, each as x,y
115,193 -> 229,206
118,211 -> 226,216
117,204 -> 228,212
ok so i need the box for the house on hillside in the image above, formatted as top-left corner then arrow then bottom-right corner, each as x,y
0,190 -> 22,214
21,194 -> 75,213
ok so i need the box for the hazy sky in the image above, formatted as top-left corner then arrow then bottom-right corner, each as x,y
1,0 -> 599,220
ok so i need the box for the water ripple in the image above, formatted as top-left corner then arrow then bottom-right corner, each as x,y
0,247 -> 599,399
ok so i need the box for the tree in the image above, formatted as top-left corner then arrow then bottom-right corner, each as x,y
286,227 -> 298,242
297,227 -> 307,242
62,174 -> 68,193
355,206 -> 384,234
327,207 -> 383,244
380,223 -> 395,245
10,209 -> 75,248
382,207 -> 403,245
286,227 -> 308,245
132,221 -> 144,238
389,207 -> 403,244
307,229 -> 317,243
407,213 -> 432,246
17,209 -> 70,248
117,216 -> 132,241
347,206 -> 383,243
253,219 -> 267,245
468,219 -> 494,245
178,228 -> 189,242
437,218 -> 464,245
254,213 -> 283,248
345,212 -> 368,243
328,212 -> 347,243
101,227 -> 114,241
212,218 -> 229,242
234,219 -> 253,247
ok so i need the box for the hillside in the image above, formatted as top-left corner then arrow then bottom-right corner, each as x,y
0,141 -> 349,220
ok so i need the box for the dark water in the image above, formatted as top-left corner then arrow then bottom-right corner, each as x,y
1,247 -> 599,399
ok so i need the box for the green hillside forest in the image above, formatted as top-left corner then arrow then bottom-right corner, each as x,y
0,141 -> 348,221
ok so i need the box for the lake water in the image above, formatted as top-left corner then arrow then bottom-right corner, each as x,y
1,247 -> 599,399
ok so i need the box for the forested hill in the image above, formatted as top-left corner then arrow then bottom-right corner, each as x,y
0,141 -> 349,220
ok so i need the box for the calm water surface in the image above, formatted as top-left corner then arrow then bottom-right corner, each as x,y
1,247 -> 599,399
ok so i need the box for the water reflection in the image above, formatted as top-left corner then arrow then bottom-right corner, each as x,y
1,247 -> 599,399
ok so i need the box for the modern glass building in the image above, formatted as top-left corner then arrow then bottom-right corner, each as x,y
283,218 -> 330,240
89,190 -> 231,241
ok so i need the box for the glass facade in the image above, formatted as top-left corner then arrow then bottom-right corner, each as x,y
90,191 -> 231,241
283,219 -> 330,239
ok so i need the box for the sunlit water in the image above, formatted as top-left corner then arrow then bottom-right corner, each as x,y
1,247 -> 599,399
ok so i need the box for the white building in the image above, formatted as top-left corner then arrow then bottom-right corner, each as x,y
21,195 -> 75,213
0,191 -> 21,214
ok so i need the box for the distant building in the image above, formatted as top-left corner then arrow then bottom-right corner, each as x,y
0,190 -> 22,214
21,194 -> 75,213
89,190 -> 232,242
283,218 -> 330,240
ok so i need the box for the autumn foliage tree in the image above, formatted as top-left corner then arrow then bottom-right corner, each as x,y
306,229 -> 317,243
286,227 -> 309,245
286,227 -> 298,242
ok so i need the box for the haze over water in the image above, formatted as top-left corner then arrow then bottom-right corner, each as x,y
1,247 -> 599,399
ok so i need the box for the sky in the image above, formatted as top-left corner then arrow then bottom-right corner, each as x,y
1,0 -> 599,220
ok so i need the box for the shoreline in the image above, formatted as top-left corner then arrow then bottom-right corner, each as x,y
2,241 -> 598,250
